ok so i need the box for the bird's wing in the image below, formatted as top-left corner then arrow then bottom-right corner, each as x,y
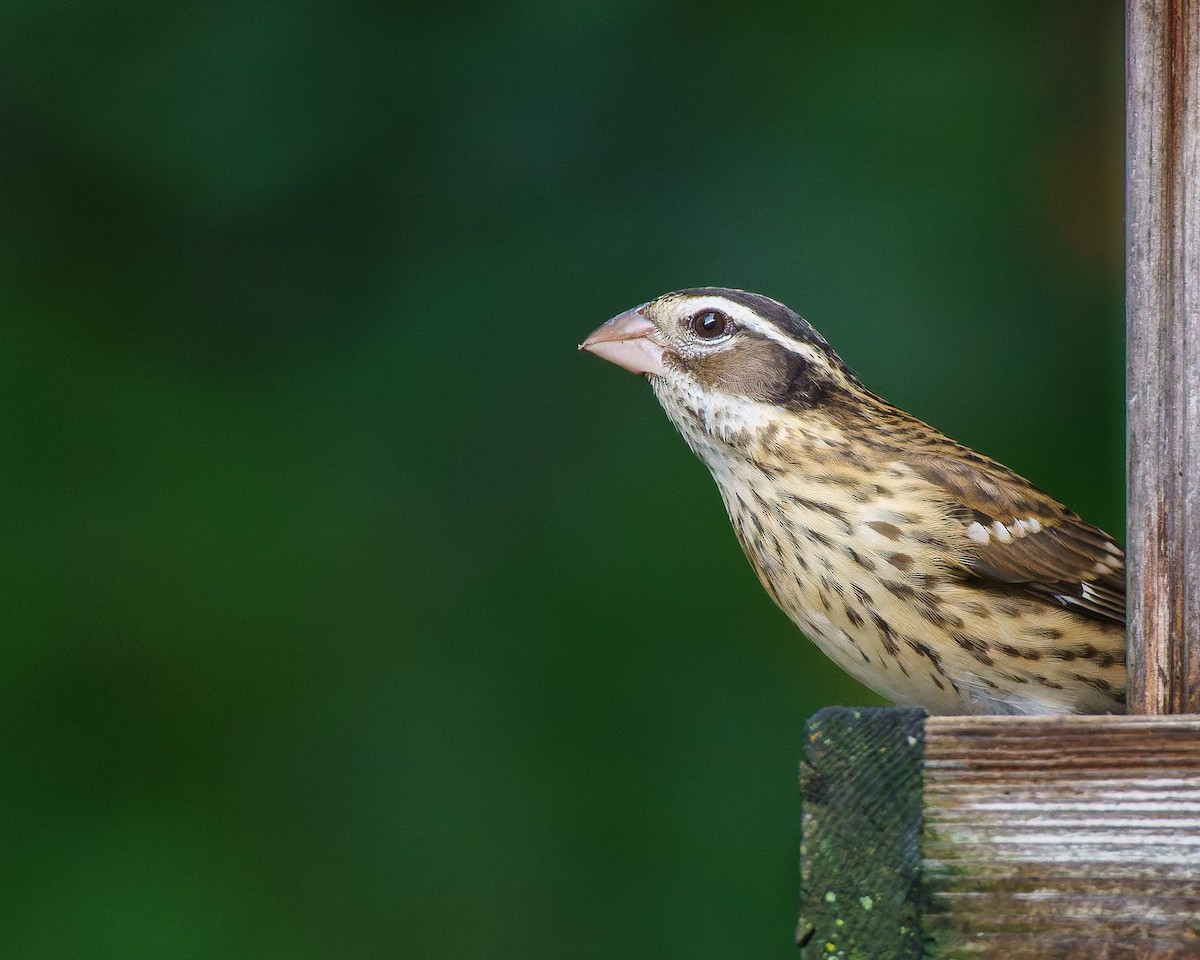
910,454 -> 1126,625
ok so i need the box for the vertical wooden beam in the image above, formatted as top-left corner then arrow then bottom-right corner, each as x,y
1126,0 -> 1200,713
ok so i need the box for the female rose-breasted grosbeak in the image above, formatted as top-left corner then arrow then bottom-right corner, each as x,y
581,288 -> 1125,715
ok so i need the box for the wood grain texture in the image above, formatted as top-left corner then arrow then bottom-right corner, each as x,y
923,715 -> 1200,958
1126,0 -> 1200,713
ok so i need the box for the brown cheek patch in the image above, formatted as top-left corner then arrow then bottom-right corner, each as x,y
684,332 -> 839,409
687,337 -> 782,397
687,335 -> 820,404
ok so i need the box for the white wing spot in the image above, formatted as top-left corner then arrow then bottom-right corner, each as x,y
1025,516 -> 1043,533
992,520 -> 1013,544
1008,520 -> 1028,539
967,521 -> 991,544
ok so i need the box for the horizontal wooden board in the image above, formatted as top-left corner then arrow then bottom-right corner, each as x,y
923,715 -> 1200,959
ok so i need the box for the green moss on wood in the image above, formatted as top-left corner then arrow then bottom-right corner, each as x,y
797,707 -> 925,960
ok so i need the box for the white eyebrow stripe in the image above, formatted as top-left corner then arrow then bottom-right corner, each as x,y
695,296 -> 827,365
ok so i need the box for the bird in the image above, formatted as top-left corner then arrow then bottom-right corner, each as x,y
580,288 -> 1125,715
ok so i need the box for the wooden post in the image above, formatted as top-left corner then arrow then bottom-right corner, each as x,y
797,708 -> 925,960
922,716 -> 1200,957
1126,0 -> 1200,712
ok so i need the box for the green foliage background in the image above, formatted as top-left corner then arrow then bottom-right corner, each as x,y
3,3 -> 1123,957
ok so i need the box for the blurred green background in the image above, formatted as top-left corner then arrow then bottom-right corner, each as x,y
2,2 -> 1124,957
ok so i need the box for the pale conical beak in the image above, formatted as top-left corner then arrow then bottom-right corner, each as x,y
579,306 -> 668,377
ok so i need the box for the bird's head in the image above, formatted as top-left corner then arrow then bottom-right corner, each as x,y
581,288 -> 863,454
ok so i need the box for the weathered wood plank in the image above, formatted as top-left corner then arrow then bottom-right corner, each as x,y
923,715 -> 1200,958
797,707 -> 925,960
1126,0 -> 1200,713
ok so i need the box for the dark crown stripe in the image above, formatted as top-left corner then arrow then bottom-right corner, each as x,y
676,287 -> 830,350
674,287 -> 864,386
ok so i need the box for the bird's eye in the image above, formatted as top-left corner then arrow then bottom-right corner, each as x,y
690,310 -> 731,340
